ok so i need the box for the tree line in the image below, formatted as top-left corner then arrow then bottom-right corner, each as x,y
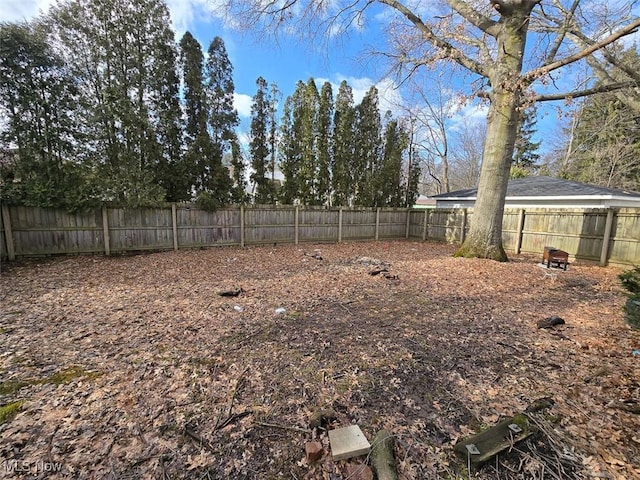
0,0 -> 418,212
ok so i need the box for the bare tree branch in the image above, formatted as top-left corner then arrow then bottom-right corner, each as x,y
524,18 -> 640,81
537,0 -> 580,66
379,0 -> 489,78
447,0 -> 500,36
534,80 -> 638,102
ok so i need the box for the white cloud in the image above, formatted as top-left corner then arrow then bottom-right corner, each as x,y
234,93 -> 253,118
164,0 -> 225,34
449,99 -> 488,132
0,0 -> 56,22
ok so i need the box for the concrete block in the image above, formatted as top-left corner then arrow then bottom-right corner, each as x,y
329,425 -> 371,461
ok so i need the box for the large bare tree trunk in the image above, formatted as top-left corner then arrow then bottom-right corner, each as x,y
454,3 -> 532,261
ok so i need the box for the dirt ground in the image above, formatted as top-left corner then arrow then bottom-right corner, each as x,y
1,240 -> 639,479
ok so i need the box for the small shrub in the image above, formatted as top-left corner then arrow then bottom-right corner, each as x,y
624,298 -> 640,329
619,266 -> 640,329
619,265 -> 640,296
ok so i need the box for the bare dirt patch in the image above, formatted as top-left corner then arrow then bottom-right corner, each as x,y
1,241 -> 638,479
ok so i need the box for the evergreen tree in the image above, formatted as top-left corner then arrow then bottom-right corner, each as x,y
268,82 -> 281,187
405,154 -> 421,208
558,48 -> 640,192
179,31 -> 209,200
379,115 -> 408,207
0,20 -> 94,210
299,78 -> 320,205
279,82 -> 305,204
179,32 -> 207,144
151,18 -> 187,202
48,0 -> 182,207
249,76 -> 274,203
228,134 -> 248,203
317,81 -> 333,205
332,81 -> 356,206
511,104 -> 540,178
561,93 -> 640,190
353,86 -> 382,206
201,36 -> 237,208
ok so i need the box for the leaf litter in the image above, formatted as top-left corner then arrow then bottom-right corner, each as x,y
0,241 -> 638,479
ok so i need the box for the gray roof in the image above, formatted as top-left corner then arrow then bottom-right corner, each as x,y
432,176 -> 640,199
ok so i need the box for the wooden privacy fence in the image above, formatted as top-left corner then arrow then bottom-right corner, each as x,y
1,204 -> 639,266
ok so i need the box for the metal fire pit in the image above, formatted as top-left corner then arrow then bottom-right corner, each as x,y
542,246 -> 569,270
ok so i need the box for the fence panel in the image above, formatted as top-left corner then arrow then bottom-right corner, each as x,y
7,206 -> 103,256
519,209 -> 604,261
609,208 -> 640,265
244,207 -> 296,245
299,209 -> 339,243
107,207 -> 173,253
177,207 -> 240,247
378,209 -> 408,239
427,209 -> 465,243
341,209 -> 376,240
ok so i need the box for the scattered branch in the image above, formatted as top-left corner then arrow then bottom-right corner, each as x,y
255,421 -> 309,433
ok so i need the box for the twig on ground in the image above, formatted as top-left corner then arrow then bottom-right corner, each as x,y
215,410 -> 253,431
255,421 -> 309,433
184,426 -> 215,453
338,302 -> 353,315
226,366 -> 249,418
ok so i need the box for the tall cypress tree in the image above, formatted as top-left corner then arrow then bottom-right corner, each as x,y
250,76 -> 274,203
179,32 -> 207,144
279,81 -> 305,204
199,36 -> 237,208
268,82 -> 280,187
332,81 -> 356,206
354,86 -> 382,206
317,81 -> 333,205
179,31 -> 208,198
228,134 -> 247,203
299,78 -> 320,205
379,115 -> 408,207
150,13 -> 186,202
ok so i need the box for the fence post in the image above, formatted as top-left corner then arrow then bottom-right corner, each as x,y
422,209 -> 429,241
240,205 -> 245,247
375,208 -> 380,241
515,209 -> 525,255
600,208 -> 615,266
338,207 -> 343,243
460,209 -> 468,243
171,203 -> 178,251
1,203 -> 15,261
295,206 -> 299,245
102,206 -> 110,256
405,209 -> 411,239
